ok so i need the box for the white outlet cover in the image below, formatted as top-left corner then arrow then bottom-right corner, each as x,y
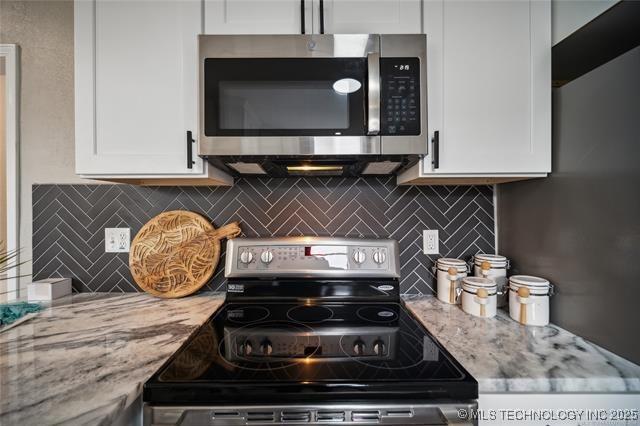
423,230 -> 439,255
105,228 -> 131,253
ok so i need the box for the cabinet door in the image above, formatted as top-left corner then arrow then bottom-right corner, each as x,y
318,0 -> 421,34
75,0 -> 203,175
205,0 -> 305,34
423,0 -> 551,175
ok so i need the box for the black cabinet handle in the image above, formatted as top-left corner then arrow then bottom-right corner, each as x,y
319,0 -> 325,34
186,130 -> 195,169
300,0 -> 306,34
432,130 -> 440,169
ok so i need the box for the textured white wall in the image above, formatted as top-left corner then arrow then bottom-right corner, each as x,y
0,1 -> 85,289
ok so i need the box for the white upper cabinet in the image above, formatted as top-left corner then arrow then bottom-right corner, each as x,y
317,0 -> 421,34
404,0 -> 551,180
76,0 -> 201,176
205,0 -> 306,34
75,0 -> 231,184
204,0 -> 422,35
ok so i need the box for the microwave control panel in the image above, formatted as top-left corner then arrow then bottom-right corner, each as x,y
380,57 -> 420,136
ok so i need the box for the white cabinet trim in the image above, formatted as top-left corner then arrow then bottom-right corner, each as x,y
531,0 -> 552,173
0,44 -> 20,299
74,0 -> 96,175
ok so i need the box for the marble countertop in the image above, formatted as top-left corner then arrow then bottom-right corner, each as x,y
0,292 -> 224,426
403,295 -> 640,393
3,292 -> 639,425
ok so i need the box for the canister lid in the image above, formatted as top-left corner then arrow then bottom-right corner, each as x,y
462,277 -> 496,292
436,258 -> 467,271
474,253 -> 508,267
437,258 -> 466,267
509,275 -> 550,288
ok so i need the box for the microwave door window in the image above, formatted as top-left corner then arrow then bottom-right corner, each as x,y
204,58 -> 367,137
218,81 -> 349,130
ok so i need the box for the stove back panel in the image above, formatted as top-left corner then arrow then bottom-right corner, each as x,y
32,178 -> 494,294
225,279 -> 400,303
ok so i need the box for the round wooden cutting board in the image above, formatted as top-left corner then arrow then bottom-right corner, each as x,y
129,211 -> 241,298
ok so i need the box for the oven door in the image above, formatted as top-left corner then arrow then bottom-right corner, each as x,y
198,34 -> 380,156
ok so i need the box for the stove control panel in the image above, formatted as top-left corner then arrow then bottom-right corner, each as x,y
236,246 -> 386,269
225,237 -> 400,278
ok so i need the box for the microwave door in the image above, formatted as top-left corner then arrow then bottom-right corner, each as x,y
204,58 -> 368,138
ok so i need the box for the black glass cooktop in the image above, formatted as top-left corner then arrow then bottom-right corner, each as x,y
144,302 -> 477,404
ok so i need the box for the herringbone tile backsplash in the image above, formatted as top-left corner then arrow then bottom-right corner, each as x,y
32,178 -> 494,294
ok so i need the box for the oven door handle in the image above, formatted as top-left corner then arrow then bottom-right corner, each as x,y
367,51 -> 380,135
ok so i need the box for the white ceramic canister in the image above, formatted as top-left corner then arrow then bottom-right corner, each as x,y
472,254 -> 510,308
460,277 -> 497,318
434,258 -> 468,305
508,275 -> 554,326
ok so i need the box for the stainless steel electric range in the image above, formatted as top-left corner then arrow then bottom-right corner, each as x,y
144,237 -> 478,425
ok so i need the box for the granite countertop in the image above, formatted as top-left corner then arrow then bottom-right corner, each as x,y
0,292 -> 224,426
3,292 -> 639,425
403,294 -> 640,393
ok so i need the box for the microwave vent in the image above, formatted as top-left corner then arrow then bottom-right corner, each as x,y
226,162 -> 267,175
361,161 -> 401,175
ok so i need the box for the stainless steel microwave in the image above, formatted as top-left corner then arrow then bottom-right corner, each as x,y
198,34 -> 427,177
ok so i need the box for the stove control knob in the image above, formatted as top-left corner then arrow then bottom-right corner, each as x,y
352,250 -> 366,264
260,250 -> 274,264
372,250 -> 386,264
373,340 -> 386,356
239,340 -> 253,356
239,250 -> 253,264
353,339 -> 366,356
260,340 -> 273,356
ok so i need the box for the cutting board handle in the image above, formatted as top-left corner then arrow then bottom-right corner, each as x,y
204,222 -> 242,241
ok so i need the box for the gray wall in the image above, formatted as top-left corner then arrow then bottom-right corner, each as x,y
498,46 -> 640,364
0,0 -> 85,291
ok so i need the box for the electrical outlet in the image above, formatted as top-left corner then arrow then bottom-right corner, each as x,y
423,230 -> 439,255
105,228 -> 130,253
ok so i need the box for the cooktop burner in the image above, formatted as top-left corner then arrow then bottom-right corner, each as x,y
226,305 -> 270,323
356,305 -> 399,323
287,305 -> 334,323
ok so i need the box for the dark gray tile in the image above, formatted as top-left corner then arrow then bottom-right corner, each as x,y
32,179 -> 494,294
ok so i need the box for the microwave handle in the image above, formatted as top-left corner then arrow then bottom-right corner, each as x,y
367,51 -> 380,135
